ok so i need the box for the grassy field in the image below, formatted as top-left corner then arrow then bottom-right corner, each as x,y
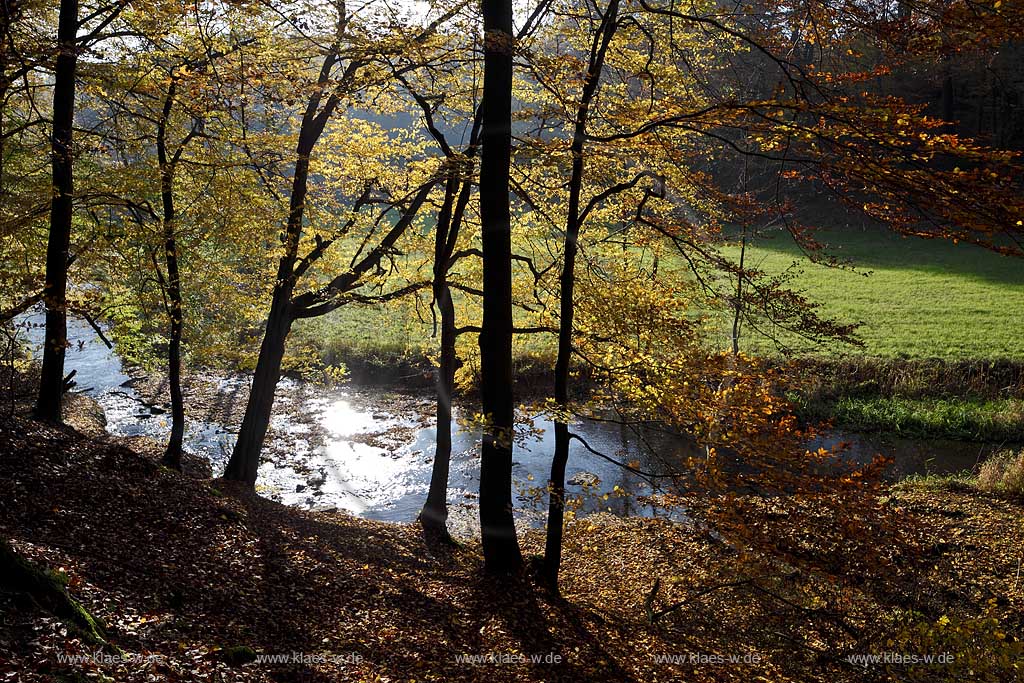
301,227 -> 1024,362
723,227 -> 1024,359
718,228 -> 1024,439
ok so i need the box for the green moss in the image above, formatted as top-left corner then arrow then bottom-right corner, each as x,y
47,568 -> 70,587
0,539 -> 107,646
221,645 -> 258,666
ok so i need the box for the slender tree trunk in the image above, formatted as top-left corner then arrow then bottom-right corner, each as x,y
941,70 -> 955,125
35,0 -> 78,422
732,227 -> 746,356
421,283 -> 456,532
478,0 -> 522,573
421,140 -> 478,534
543,166 -> 582,588
1,62 -> 6,197
156,82 -> 185,469
163,229 -> 185,467
421,177 -> 460,535
224,285 -> 294,484
222,151 -> 309,485
543,0 -> 619,589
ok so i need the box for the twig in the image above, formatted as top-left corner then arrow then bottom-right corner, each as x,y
647,576 -> 760,624
69,309 -> 114,349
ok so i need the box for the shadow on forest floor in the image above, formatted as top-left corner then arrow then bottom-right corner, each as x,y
1,409 -> 1022,682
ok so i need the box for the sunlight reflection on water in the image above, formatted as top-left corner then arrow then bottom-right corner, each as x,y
17,309 -> 1006,526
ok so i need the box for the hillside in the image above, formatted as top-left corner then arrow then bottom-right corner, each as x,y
1,415 -> 1021,682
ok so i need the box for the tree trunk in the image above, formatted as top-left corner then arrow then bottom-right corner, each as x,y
157,82 -> 185,470
478,0 -> 522,573
421,282 -> 456,533
222,148 -> 310,485
941,70 -> 955,125
1,46 -> 6,197
35,0 -> 78,422
223,285 -> 293,484
543,0 -> 619,589
542,166 -> 582,586
163,229 -> 185,468
421,177 -> 461,536
732,227 -> 747,356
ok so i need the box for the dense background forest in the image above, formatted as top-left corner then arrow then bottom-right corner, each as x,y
1,0 -> 1023,681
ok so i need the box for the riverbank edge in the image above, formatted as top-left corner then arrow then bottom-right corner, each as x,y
128,347 -> 1024,444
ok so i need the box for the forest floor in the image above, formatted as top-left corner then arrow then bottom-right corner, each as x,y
1,410 -> 1022,682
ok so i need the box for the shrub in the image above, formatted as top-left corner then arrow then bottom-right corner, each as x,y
977,449 -> 1024,498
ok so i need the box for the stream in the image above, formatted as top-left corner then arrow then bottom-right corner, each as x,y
13,312 -> 1005,528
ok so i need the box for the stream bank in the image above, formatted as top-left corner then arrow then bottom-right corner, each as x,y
12,311 -> 1016,533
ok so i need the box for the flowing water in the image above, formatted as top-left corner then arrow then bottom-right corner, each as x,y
13,312 -> 1005,525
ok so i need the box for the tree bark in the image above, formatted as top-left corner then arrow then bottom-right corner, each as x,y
224,286 -> 294,484
420,177 -> 460,536
1,35 -> 6,196
941,69 -> 955,125
222,149 -> 309,485
421,282 -> 456,532
478,0 -> 522,573
35,0 -> 78,422
156,81 -> 185,470
543,0 -> 619,589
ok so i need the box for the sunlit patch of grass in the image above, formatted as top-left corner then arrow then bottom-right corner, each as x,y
717,227 -> 1024,359
893,470 -> 978,493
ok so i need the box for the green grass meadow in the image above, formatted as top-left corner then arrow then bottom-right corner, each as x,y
722,228 -> 1024,439
724,227 -> 1024,360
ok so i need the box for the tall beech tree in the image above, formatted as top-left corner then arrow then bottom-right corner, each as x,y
222,3 -> 457,485
477,0 -> 523,573
33,0 -> 78,421
35,0 -> 126,421
152,70 -> 198,469
412,102 -> 482,537
541,0 -> 620,589
385,13 -> 485,537
143,26 -> 256,469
